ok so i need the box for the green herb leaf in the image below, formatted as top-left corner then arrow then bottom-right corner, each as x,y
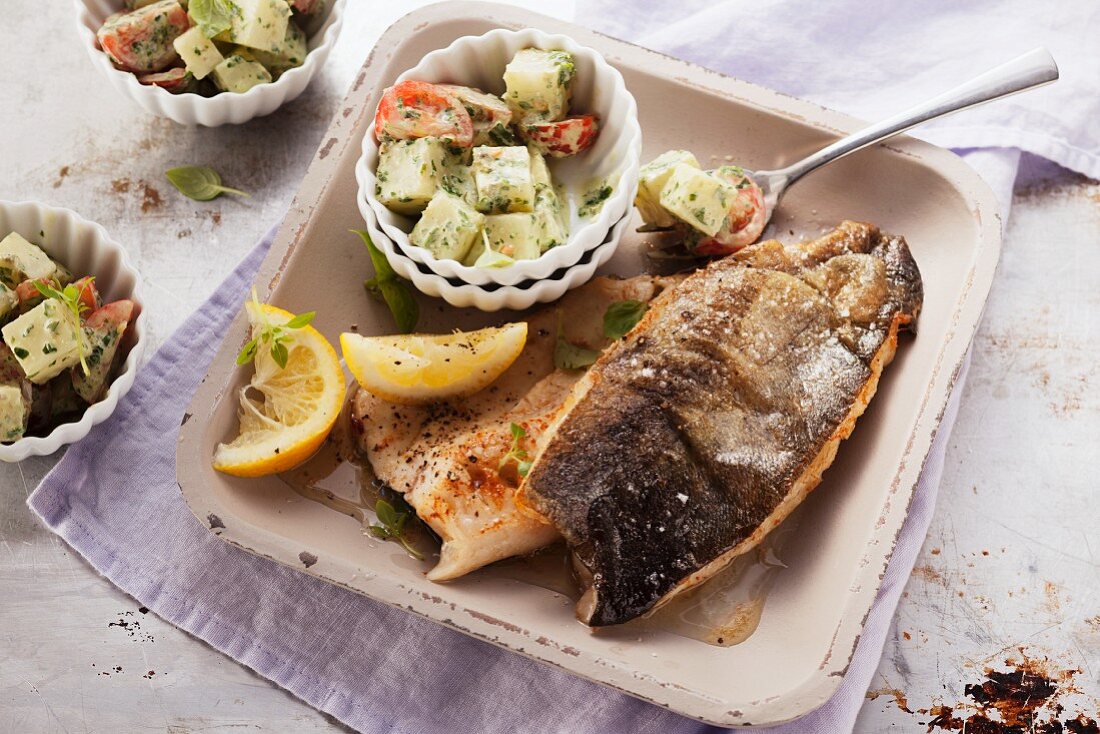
553,311 -> 600,370
498,422 -> 534,476
376,499 -> 398,528
603,300 -> 648,340
554,338 -> 599,370
33,277 -> 94,375
234,288 -> 313,370
284,311 -> 316,329
187,0 -> 235,38
270,340 -> 289,369
236,337 -> 258,365
358,229 -> 397,281
367,497 -> 424,560
166,165 -> 250,202
352,230 -> 419,334
474,248 -> 514,269
377,280 -> 419,335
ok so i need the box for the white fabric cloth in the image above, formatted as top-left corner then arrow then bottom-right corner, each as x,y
580,0 -> 1100,181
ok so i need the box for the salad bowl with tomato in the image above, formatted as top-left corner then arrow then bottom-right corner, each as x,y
355,27 -> 642,308
0,201 -> 144,461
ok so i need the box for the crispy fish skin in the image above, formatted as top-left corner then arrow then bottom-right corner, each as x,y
522,221 -> 923,626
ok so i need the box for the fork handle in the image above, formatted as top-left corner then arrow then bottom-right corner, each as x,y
774,48 -> 1059,186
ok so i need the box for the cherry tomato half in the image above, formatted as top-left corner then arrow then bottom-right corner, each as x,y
374,81 -> 474,147
521,115 -> 600,158
691,167 -> 766,255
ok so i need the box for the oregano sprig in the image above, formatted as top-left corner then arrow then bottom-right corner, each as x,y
236,288 -> 315,369
498,422 -> 532,477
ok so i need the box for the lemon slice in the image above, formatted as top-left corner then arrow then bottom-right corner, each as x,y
341,323 -> 527,404
213,303 -> 345,477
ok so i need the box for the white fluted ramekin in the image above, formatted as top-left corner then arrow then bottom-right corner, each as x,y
355,27 -> 642,292
74,0 -> 346,126
371,211 -> 630,312
0,201 -> 145,462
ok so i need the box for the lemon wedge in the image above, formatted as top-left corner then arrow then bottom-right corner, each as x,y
213,303 -> 345,477
341,323 -> 527,404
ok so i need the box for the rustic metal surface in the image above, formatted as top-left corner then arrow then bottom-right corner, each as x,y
0,0 -> 1095,731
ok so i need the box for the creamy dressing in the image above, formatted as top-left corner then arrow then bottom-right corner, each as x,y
576,177 -> 614,219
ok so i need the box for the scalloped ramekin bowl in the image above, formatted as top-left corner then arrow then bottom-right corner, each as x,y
74,0 -> 346,126
372,210 -> 630,312
0,201 -> 146,462
355,27 -> 642,292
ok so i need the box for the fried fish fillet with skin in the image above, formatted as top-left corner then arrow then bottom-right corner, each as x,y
522,221 -> 924,626
351,275 -> 678,581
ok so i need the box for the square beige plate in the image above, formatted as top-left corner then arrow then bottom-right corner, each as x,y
177,3 -> 1001,726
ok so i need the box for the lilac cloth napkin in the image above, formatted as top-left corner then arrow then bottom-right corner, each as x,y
27,2 -> 1100,731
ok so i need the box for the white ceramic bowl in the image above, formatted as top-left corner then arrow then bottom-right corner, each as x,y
0,201 -> 146,462
74,0 -> 346,126
376,212 -> 630,312
355,27 -> 642,292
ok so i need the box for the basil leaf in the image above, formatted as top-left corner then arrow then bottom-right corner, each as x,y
510,422 -> 525,441
554,337 -> 600,370
375,499 -> 398,528
378,280 -> 419,334
166,165 -> 250,201
352,229 -> 419,333
390,493 -> 416,516
284,311 -> 316,329
603,300 -> 648,340
352,229 -> 396,281
188,0 -> 235,39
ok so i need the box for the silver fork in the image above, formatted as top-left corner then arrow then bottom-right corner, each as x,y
742,48 -> 1058,227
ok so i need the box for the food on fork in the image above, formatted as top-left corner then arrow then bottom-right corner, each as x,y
95,0 -> 320,96
635,149 -> 767,254
521,221 -> 923,625
0,232 -> 136,443
372,48 -> 602,268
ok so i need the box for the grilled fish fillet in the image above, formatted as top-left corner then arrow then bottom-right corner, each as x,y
521,221 -> 924,626
351,275 -> 676,581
